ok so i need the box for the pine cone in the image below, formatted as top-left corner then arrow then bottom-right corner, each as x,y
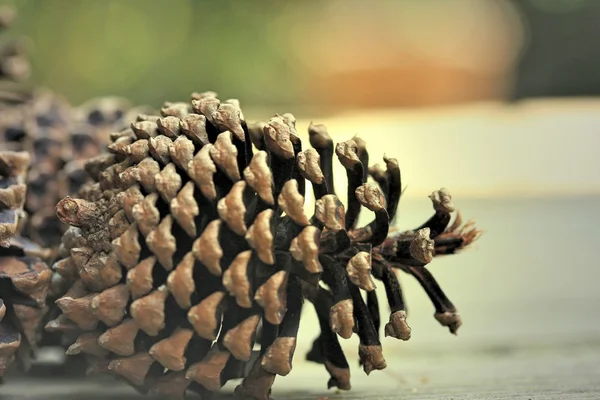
50,91 -> 480,399
0,150 -> 51,381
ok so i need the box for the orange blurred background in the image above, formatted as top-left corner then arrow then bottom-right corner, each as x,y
283,0 -> 524,109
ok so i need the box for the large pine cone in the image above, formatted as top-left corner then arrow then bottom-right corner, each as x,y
50,91 -> 480,399
0,150 -> 51,381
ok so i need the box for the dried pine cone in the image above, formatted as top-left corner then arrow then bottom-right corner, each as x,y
0,150 -> 51,381
50,91 -> 480,399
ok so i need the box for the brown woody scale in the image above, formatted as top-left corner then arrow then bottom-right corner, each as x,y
0,150 -> 51,381
49,91 -> 480,399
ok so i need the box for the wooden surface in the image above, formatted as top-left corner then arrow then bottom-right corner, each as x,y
3,343 -> 600,399
3,195 -> 599,399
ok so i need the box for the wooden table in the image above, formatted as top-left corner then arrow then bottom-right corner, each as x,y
3,342 -> 600,399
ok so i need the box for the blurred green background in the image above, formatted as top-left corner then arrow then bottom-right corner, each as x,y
0,0 -> 530,113
6,0 -> 600,112
2,0 -> 316,109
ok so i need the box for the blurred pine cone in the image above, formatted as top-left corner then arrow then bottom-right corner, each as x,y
0,8 -> 153,374
49,91 -> 480,399
0,5 -> 33,148
0,7 -> 52,381
0,6 -> 30,99
32,95 -> 151,360
0,150 -> 51,382
0,89 -> 146,252
23,93 -> 142,250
